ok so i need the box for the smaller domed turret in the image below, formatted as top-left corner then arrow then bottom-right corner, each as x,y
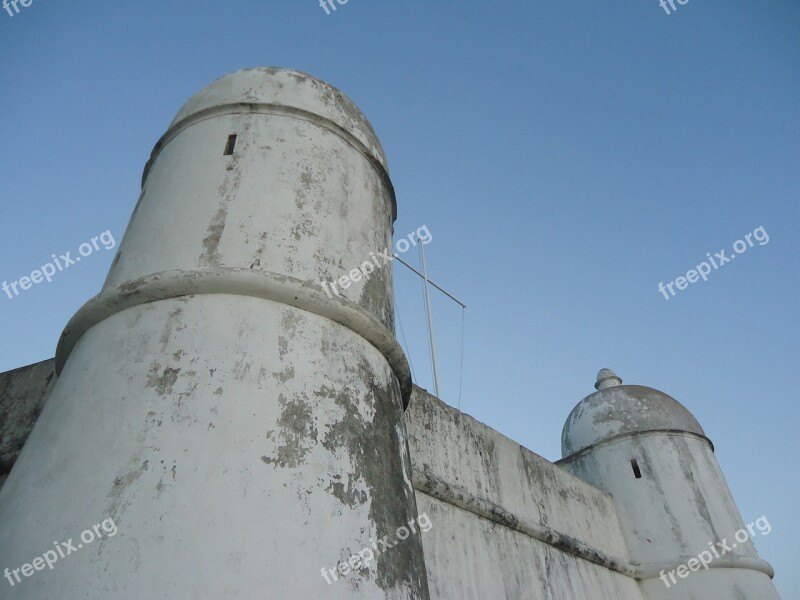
558,370 -> 779,599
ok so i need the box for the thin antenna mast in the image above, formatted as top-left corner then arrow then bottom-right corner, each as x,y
393,250 -> 465,401
419,241 -> 441,397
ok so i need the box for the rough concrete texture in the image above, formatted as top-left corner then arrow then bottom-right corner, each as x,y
1,298 -> 426,598
560,382 -> 781,599
166,67 -> 390,174
0,370 -> 783,599
639,568 -> 781,600
415,493 -> 643,600
406,386 -> 780,599
116,69 -> 399,335
405,387 -> 640,598
559,434 -> 780,598
0,68 -> 425,599
0,359 -> 56,491
561,384 -> 707,456
406,388 -> 632,564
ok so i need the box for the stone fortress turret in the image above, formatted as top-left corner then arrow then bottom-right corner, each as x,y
0,67 -> 427,599
559,369 -> 780,599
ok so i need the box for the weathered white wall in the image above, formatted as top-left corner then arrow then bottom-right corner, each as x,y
0,370 -> 783,599
561,434 -> 759,564
1,297 -> 424,598
405,388 -> 644,600
559,382 -> 781,599
416,493 -> 643,600
639,568 -> 781,600
0,68 -> 428,599
560,434 -> 781,599
0,359 -> 56,490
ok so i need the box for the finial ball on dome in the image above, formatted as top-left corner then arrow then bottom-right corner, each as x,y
595,368 -> 623,390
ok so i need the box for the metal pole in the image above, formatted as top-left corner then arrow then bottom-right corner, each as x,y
419,242 -> 441,397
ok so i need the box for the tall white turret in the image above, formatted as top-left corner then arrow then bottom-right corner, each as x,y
559,370 -> 780,599
0,68 -> 429,599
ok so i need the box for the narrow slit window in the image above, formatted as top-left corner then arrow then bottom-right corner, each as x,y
224,134 -> 237,156
631,459 -> 642,479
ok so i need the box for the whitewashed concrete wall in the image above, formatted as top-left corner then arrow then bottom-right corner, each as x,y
0,68 -> 426,599
560,433 -> 781,599
416,493 -> 644,600
0,359 -> 56,490
405,388 -> 644,600
0,369 -> 782,599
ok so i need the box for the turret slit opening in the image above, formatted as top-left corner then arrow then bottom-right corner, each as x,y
224,134 -> 237,156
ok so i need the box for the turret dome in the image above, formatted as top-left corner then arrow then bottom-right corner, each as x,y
561,369 -> 708,457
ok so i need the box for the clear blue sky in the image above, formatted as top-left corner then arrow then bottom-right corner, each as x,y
1,1 -> 797,596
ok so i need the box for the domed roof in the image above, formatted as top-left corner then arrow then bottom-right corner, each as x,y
168,67 -> 388,171
561,369 -> 707,457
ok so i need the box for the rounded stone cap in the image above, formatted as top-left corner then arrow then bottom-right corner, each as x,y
595,368 -> 622,390
561,372 -> 706,457
168,67 -> 389,172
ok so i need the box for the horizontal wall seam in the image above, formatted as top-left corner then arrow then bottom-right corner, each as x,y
54,268 -> 412,408
557,430 -> 715,465
412,469 -> 776,582
411,469 -> 636,577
